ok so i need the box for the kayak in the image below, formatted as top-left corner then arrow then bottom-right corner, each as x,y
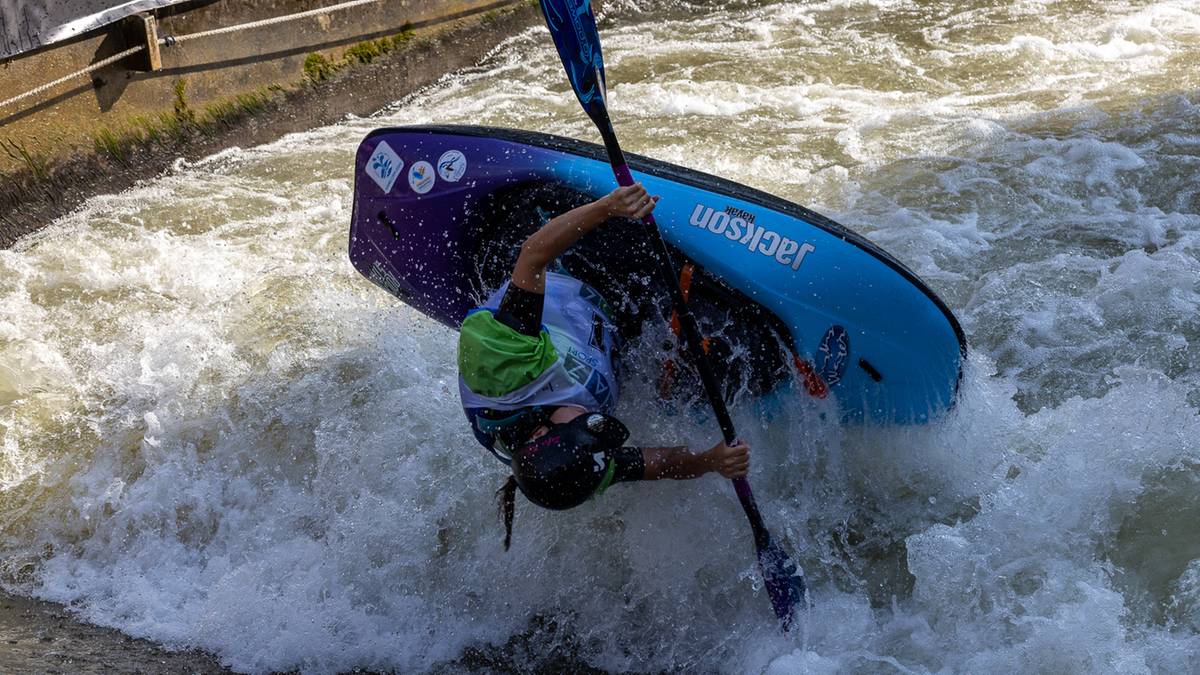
348,125 -> 966,424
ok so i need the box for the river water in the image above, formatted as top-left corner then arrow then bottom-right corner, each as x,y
2,0 -> 1199,672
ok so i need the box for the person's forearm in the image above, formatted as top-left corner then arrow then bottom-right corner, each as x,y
640,438 -> 750,481
525,199 -> 610,264
511,199 -> 611,292
641,445 -> 712,480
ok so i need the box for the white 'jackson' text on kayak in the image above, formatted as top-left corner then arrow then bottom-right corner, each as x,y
689,204 -> 815,271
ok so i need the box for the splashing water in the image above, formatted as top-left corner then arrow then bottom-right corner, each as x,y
2,1 -> 1199,672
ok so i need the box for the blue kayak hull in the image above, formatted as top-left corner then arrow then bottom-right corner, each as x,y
348,125 -> 966,424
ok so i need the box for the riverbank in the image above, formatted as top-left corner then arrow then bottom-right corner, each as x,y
0,587 -> 606,673
0,589 -> 232,673
0,0 -> 541,248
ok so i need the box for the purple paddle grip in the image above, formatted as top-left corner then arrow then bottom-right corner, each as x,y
612,162 -> 660,228
733,477 -> 754,502
612,162 -> 635,185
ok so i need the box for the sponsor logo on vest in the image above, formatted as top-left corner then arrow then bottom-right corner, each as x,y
563,352 -> 594,383
584,369 -> 613,410
562,339 -> 601,370
563,348 -> 614,410
689,204 -> 816,271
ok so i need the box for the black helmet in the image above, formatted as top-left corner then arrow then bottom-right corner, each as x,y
496,412 -> 631,551
511,412 -> 630,510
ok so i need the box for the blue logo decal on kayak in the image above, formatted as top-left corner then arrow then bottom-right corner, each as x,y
364,141 -> 403,193
373,155 -> 395,178
437,150 -> 467,182
408,160 -> 435,194
817,326 -> 849,386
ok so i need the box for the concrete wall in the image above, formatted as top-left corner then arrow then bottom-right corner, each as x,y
1,0 -> 551,247
0,0 -> 524,173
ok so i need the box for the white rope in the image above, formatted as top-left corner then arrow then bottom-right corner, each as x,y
1,0 -> 438,112
0,45 -> 145,110
161,0 -> 385,44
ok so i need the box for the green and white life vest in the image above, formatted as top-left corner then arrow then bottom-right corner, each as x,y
458,272 -> 620,461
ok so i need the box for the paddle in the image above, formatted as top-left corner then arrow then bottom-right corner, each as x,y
537,0 -> 808,630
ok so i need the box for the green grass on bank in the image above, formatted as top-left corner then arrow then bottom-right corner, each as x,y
304,22 -> 416,82
89,81 -> 284,163
1,138 -> 50,180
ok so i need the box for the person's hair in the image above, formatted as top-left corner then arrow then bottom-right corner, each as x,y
497,475 -> 518,551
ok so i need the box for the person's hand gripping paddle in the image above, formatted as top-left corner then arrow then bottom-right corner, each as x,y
537,0 -> 809,630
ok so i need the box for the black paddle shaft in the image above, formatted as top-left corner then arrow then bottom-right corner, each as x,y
596,121 -> 774,552
535,0 -> 806,626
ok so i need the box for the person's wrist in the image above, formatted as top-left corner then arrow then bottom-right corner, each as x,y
597,194 -> 616,218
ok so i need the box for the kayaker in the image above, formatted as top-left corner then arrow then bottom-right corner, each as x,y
457,182 -> 751,548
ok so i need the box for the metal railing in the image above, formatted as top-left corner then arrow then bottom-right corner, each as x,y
0,0 -> 387,111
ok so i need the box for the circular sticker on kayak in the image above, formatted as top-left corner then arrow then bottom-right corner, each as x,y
817,325 -> 849,386
437,150 -> 467,182
408,160 -> 435,194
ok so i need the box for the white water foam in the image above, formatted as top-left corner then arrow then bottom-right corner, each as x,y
3,0 -> 1200,672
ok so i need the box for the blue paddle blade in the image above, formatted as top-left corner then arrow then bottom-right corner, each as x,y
538,0 -> 609,122
758,536 -> 808,631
